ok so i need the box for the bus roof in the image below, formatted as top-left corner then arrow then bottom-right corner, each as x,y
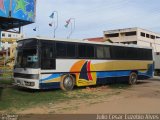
18,37 -> 152,49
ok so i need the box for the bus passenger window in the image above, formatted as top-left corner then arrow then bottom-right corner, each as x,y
56,43 -> 67,57
78,44 -> 86,58
41,40 -> 55,69
41,47 -> 55,69
86,45 -> 94,58
96,46 -> 104,58
67,44 -> 76,57
104,47 -> 110,58
96,46 -> 110,59
78,44 -> 95,58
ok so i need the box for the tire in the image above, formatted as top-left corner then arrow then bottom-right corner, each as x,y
128,72 -> 137,85
60,74 -> 75,91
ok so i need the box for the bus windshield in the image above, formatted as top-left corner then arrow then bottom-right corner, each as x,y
15,48 -> 39,68
15,39 -> 39,68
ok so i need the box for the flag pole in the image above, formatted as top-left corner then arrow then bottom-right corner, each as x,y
67,18 -> 75,39
37,26 -> 39,37
54,24 -> 56,38
53,11 -> 58,38
67,22 -> 72,39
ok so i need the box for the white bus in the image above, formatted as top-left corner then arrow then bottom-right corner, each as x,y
14,37 -> 154,91
154,52 -> 160,75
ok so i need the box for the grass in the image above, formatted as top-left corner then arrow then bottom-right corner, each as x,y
0,79 -> 95,111
0,88 -> 70,110
0,79 -> 13,85
0,79 -> 129,113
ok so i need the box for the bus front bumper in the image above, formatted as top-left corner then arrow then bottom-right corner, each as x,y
14,78 -> 40,89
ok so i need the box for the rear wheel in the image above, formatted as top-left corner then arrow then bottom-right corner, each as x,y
60,74 -> 75,91
128,72 -> 137,85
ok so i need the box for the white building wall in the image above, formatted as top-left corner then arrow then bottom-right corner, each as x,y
1,31 -> 24,38
136,29 -> 160,52
104,27 -> 160,52
137,41 -> 150,47
153,41 -> 160,52
1,31 -> 24,50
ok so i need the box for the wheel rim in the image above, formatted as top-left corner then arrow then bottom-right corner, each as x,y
130,73 -> 137,84
64,76 -> 73,90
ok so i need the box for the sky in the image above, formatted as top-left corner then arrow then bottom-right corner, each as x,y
23,0 -> 160,39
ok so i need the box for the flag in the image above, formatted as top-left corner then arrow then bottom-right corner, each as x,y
64,24 -> 69,28
33,27 -> 36,31
49,12 -> 54,19
64,18 -> 71,28
49,22 -> 53,27
66,19 -> 71,24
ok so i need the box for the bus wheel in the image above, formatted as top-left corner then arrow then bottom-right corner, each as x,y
60,75 -> 75,91
128,72 -> 137,85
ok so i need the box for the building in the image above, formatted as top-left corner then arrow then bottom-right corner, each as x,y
0,31 -> 24,61
104,27 -> 160,53
1,31 -> 24,50
0,31 -> 24,68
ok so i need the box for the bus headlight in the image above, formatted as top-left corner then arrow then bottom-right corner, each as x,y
24,81 -> 35,86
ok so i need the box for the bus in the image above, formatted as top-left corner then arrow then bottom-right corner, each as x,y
14,37 -> 154,91
154,52 -> 160,76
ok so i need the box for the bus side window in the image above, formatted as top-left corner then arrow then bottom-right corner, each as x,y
78,44 -> 95,59
78,44 -> 86,58
56,42 -> 76,58
86,45 -> 95,58
104,46 -> 111,59
96,46 -> 110,59
41,40 -> 55,69
56,42 -> 67,57
67,43 -> 76,57
96,46 -> 104,59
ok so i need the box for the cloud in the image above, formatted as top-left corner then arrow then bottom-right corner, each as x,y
23,0 -> 160,39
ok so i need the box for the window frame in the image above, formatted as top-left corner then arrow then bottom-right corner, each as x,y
78,43 -> 95,59
146,34 -> 150,38
105,33 -> 119,37
125,31 -> 137,36
66,42 -> 77,58
40,40 -> 56,70
56,42 -> 67,58
151,35 -> 155,39
141,32 -> 145,37
55,41 -> 77,59
96,45 -> 111,59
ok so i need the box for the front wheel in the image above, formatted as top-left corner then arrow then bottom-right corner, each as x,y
128,72 -> 137,85
60,75 -> 75,91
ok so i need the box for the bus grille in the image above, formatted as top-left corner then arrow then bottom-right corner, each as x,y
14,73 -> 39,79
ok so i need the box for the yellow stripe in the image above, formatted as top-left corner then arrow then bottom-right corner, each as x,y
44,77 -> 60,83
94,60 -> 153,71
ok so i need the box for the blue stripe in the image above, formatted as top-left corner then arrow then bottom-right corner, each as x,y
41,74 -> 61,81
138,64 -> 154,77
97,71 -> 131,78
40,82 -> 60,89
